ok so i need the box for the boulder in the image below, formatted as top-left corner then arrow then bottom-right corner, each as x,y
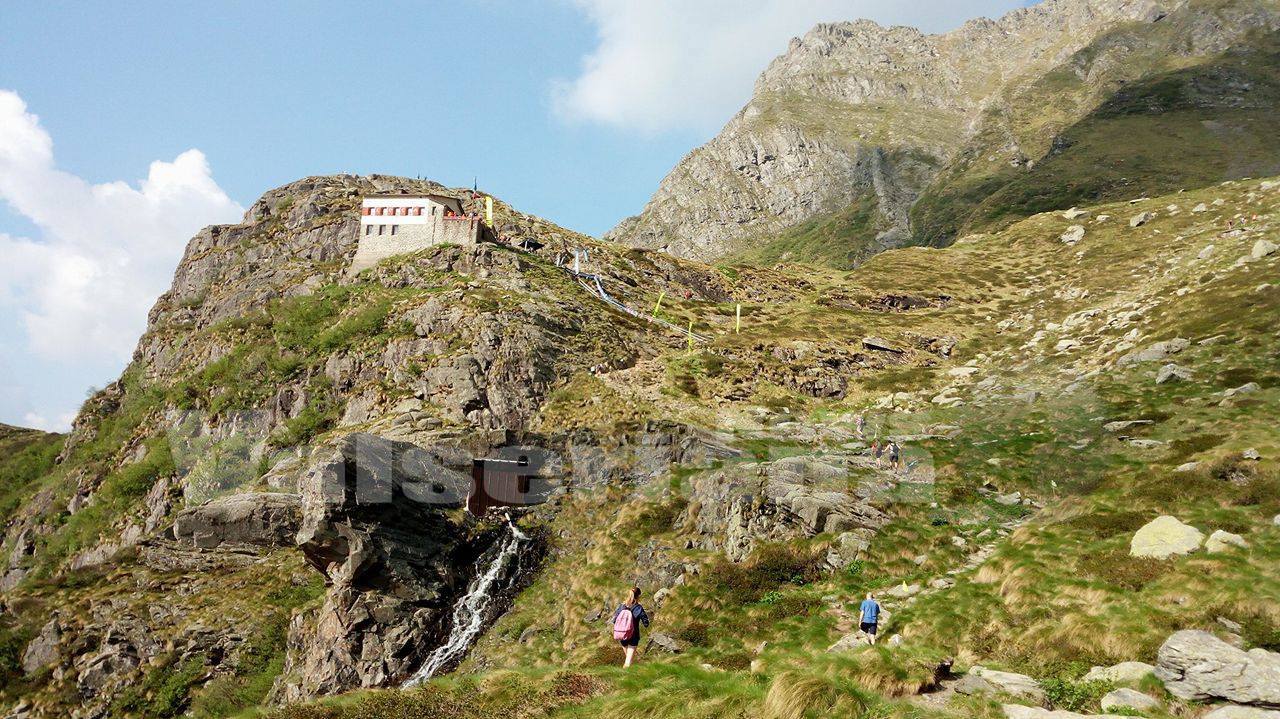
825,530 -> 873,571
1061,226 -> 1086,245
1083,661 -> 1156,684
1156,629 -> 1280,705
995,491 -> 1023,506
1156,364 -> 1194,384
1118,338 -> 1189,365
1130,211 -> 1155,227
1130,516 -> 1203,558
173,492 -> 302,549
21,617 -> 61,674
863,337 -> 904,354
1063,208 -> 1089,220
1224,382 -> 1261,398
1175,462 -> 1201,473
1103,420 -> 1153,432
955,666 -> 1045,702
647,632 -> 683,654
1204,706 -> 1280,719
1193,203 -> 1209,213
886,583 -> 923,599
1205,530 -> 1248,553
1100,688 -> 1161,712
1252,240 -> 1278,260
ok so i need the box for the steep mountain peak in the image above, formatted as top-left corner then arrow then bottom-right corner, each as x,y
605,0 -> 1280,268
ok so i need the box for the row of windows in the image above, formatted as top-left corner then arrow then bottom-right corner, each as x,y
362,205 -> 449,216
365,224 -> 399,236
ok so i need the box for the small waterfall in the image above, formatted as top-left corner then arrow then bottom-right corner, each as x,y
403,520 -> 529,687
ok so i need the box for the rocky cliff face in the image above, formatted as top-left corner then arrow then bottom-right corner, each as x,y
607,0 -> 1280,264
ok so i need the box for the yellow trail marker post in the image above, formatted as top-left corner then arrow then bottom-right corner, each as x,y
735,303 -> 742,334
484,196 -> 493,226
653,291 -> 666,317
687,319 -> 695,352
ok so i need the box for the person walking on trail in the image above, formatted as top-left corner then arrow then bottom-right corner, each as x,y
888,441 -> 902,472
872,440 -> 883,468
612,587 -> 650,668
859,592 -> 882,645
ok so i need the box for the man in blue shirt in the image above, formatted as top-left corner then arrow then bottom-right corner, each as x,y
859,592 -> 881,645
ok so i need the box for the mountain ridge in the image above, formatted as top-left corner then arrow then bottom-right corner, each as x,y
606,0 -> 1280,266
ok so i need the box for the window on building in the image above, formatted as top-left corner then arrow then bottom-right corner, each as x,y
362,207 -> 371,216
378,225 -> 385,235
391,225 -> 397,235
365,224 -> 372,235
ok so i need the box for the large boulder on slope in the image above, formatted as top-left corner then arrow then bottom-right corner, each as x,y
955,666 -> 1045,702
173,492 -> 302,548
1130,516 -> 1203,558
1155,630 -> 1280,705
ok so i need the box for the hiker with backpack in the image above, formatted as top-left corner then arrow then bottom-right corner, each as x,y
888,441 -> 902,472
612,586 -> 651,668
871,440 -> 883,468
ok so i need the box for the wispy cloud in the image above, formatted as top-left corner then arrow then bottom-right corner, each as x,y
0,90 -> 243,430
553,0 -> 1025,134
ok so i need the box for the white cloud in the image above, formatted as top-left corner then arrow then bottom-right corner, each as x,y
22,410 -> 77,433
0,90 -> 243,430
553,0 -> 1027,133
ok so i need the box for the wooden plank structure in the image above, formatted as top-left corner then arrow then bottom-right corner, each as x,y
466,456 -> 544,516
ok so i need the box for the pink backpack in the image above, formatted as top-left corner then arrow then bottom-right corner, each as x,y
612,607 -> 636,640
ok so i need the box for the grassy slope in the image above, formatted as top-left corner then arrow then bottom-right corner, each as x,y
909,10 -> 1280,248
0,424 -> 62,522
270,176 -> 1280,719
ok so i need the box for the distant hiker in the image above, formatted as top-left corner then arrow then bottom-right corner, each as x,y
612,587 -> 651,668
888,441 -> 902,472
859,592 -> 881,645
872,440 -> 883,468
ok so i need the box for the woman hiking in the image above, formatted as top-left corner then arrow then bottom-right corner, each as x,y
612,586 -> 650,668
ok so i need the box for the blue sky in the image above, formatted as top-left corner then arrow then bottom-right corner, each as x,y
0,0 -> 1031,430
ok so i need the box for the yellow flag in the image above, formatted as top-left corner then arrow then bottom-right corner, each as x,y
484,196 -> 493,225
735,303 -> 742,334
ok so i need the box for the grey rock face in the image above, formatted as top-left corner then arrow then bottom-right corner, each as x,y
681,456 -> 888,562
173,492 -> 302,549
1118,338 -> 1190,366
607,0 -> 1204,262
272,433 -> 541,702
1101,688 -> 1162,711
646,632 -> 684,654
21,617 -> 61,675
1156,630 -> 1280,705
954,665 -> 1045,702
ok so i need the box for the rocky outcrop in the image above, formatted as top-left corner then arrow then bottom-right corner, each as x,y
955,666 -> 1045,702
271,433 -> 545,702
1100,688 -> 1162,712
680,455 -> 888,562
1155,630 -> 1280,706
173,492 -> 301,548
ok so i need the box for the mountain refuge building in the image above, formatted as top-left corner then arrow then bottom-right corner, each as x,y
351,194 -> 483,271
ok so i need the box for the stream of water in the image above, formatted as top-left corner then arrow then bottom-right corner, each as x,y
402,520 -> 529,687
